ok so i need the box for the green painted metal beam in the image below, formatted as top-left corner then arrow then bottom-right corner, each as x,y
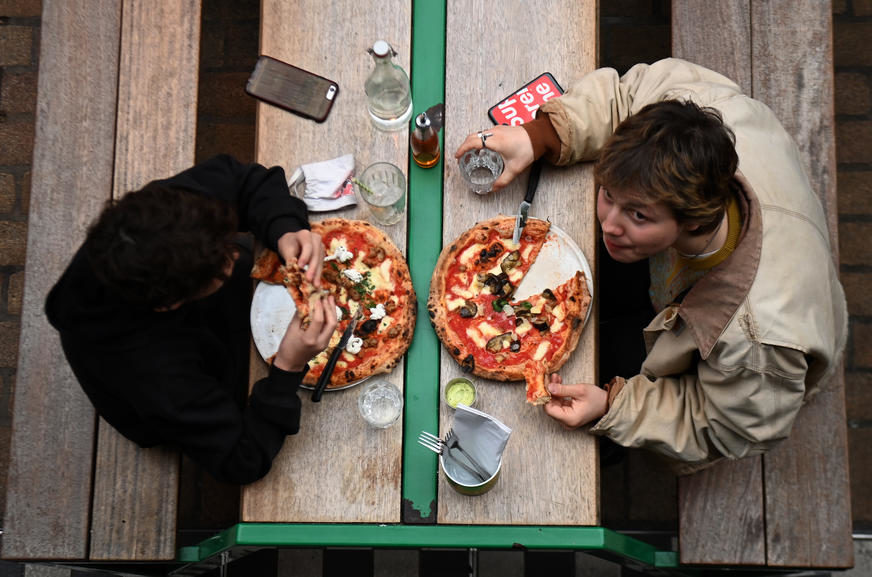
402,0 -> 446,523
178,524 -> 666,568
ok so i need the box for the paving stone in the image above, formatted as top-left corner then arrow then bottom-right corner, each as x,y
846,371 -> 872,422
0,121 -> 35,166
839,222 -> 872,267
836,72 -> 872,116
853,321 -> 872,370
0,70 -> 37,116
835,21 -> 872,66
848,428 -> 872,523
838,170 -> 872,216
837,120 -> 872,164
0,25 -> 32,67
0,221 -> 26,266
0,172 -> 14,213
0,0 -> 42,18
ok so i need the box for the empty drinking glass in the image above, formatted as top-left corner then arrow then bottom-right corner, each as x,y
356,162 -> 407,225
358,380 -> 403,428
459,148 -> 504,195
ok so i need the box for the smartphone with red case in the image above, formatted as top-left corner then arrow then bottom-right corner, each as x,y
246,55 -> 339,123
488,72 -> 563,126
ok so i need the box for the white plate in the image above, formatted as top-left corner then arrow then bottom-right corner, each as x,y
249,282 -> 371,391
513,219 -> 594,323
250,281 -> 296,362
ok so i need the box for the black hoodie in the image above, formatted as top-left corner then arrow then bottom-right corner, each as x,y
46,155 -> 310,484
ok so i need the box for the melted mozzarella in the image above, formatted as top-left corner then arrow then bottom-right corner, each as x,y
532,341 -> 551,361
478,321 -> 501,338
459,243 -> 484,265
466,326 -> 486,348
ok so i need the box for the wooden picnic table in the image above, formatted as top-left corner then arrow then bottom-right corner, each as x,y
241,0 -> 599,526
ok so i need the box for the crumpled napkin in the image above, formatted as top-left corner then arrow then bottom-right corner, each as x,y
443,404 -> 512,485
288,153 -> 357,212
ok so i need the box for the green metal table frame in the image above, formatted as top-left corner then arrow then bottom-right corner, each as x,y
173,3 -> 682,575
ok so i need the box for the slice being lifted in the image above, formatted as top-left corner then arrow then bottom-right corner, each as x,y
427,216 -> 591,405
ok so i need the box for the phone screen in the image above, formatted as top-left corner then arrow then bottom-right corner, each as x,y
488,72 -> 563,126
246,56 -> 338,123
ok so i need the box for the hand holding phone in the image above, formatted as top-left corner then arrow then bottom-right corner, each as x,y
246,55 -> 339,123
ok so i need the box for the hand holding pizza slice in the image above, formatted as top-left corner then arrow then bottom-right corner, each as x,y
252,218 -> 416,388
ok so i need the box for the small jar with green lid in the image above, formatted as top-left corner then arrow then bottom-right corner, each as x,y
443,377 -> 477,409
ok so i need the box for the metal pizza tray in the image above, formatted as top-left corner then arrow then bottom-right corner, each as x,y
512,219 -> 594,324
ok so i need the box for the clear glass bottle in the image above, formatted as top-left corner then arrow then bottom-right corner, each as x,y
410,112 -> 440,168
365,40 -> 413,131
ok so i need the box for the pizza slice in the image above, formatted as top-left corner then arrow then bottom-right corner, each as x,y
523,360 -> 551,405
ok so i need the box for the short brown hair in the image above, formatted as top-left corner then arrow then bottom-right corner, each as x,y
594,99 -> 738,234
85,184 -> 238,308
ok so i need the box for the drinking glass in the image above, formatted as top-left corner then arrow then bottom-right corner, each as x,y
459,148 -> 504,195
358,380 -> 403,428
356,162 -> 407,225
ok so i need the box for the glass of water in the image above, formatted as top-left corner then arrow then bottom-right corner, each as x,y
358,379 -> 403,428
356,162 -> 407,225
459,148 -> 504,195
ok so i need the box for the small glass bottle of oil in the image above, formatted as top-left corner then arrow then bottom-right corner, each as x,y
410,111 -> 441,168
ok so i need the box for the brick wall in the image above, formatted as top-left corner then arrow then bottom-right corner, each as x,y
0,0 -> 870,534
835,0 -> 872,529
0,0 -> 39,525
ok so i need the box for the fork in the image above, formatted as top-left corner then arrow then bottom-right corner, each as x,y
417,431 -> 487,482
443,429 -> 491,480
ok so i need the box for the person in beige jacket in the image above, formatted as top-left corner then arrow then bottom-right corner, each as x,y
456,58 -> 847,474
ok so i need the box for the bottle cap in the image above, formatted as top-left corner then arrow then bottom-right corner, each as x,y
415,112 -> 431,129
372,40 -> 391,57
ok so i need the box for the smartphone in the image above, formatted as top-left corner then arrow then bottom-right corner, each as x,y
488,72 -> 563,126
246,55 -> 339,123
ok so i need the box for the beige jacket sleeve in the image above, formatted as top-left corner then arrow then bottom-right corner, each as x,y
538,58 -> 744,165
590,307 -> 810,474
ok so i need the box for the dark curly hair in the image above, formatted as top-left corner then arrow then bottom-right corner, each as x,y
595,99 -> 739,235
85,183 -> 238,308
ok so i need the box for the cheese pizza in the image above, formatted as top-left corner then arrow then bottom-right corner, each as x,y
252,218 -> 416,388
427,216 -> 591,405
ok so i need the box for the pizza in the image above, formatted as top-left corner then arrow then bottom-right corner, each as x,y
251,218 -> 416,388
427,216 -> 591,405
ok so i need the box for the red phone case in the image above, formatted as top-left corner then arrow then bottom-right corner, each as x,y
488,72 -> 563,126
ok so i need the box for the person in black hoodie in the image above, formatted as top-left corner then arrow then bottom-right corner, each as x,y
46,154 -> 337,484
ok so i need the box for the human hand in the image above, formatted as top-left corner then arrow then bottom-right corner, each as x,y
273,294 -> 337,373
277,229 -> 324,286
454,125 -> 535,192
542,374 -> 608,429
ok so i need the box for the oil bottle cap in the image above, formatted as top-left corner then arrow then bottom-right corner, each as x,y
415,112 -> 431,129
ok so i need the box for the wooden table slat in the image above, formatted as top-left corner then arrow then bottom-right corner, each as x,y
439,0 -> 599,525
1,0 -> 122,561
752,1 -> 852,568
89,0 -> 202,561
242,0 -> 411,523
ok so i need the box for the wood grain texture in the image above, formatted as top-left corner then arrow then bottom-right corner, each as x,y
241,0 -> 411,523
752,1 -> 852,568
1,0 -> 121,561
675,0 -> 851,569
671,0 -> 752,94
678,458 -> 765,565
437,0 -> 599,525
89,0 -> 201,561
671,1 -> 765,565
751,0 -> 839,260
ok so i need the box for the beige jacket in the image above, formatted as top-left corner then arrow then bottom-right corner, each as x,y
538,58 -> 848,474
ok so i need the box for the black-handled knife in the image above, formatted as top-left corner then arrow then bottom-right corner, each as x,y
312,309 -> 362,402
512,159 -> 543,244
